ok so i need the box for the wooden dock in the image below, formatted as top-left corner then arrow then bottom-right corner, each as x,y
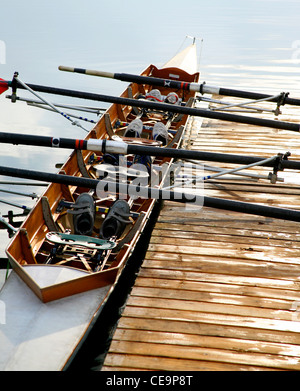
102,95 -> 300,371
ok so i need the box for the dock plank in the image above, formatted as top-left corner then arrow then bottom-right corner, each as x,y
102,96 -> 300,371
106,340 -> 300,370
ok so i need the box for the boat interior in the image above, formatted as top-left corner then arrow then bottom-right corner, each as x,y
5,56 -> 200,301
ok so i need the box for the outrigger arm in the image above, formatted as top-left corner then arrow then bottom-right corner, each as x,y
9,73 -> 90,132
163,155 -> 280,190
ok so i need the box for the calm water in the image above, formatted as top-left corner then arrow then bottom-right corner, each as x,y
0,0 -> 300,372
0,0 -> 299,256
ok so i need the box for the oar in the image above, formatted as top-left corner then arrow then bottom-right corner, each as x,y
1,78 -> 300,132
58,65 -> 300,107
0,131 -> 299,169
0,165 -> 299,222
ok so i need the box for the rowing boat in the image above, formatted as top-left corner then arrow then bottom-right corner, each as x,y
0,39 -> 200,370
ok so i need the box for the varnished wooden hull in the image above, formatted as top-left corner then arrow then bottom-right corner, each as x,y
5,44 -> 200,303
0,41 -> 200,371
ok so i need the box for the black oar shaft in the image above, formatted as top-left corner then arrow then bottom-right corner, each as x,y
0,165 -> 300,222
7,80 -> 300,132
0,132 -> 88,150
1,131 -> 300,169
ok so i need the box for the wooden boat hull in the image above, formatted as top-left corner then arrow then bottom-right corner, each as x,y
5,44 -> 199,303
0,41 -> 199,370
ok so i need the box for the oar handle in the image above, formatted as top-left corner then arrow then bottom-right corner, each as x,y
58,66 -> 114,79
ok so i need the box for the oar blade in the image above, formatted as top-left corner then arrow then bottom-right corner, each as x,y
0,78 -> 8,95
